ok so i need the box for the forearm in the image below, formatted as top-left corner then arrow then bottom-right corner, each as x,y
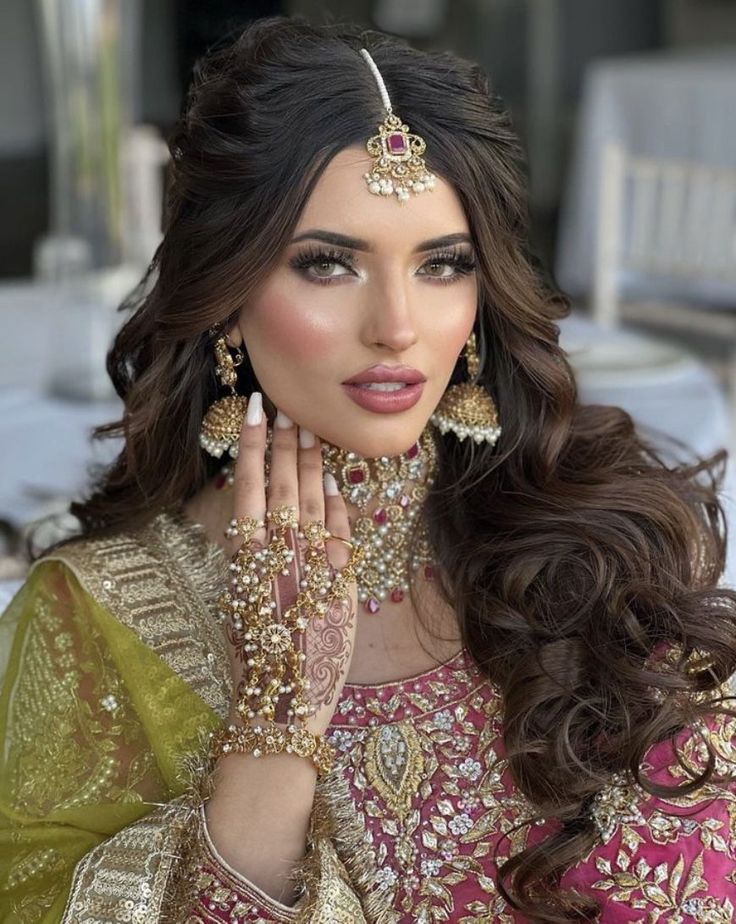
204,747 -> 318,907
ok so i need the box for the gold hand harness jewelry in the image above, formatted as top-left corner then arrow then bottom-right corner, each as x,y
210,504 -> 363,776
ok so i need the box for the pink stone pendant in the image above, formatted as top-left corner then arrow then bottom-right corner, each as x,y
386,132 -> 408,155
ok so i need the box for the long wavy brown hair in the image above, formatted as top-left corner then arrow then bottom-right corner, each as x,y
63,15 -> 736,920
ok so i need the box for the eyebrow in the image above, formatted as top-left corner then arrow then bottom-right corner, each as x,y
290,229 -> 474,253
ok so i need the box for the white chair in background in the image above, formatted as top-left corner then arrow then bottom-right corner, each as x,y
592,143 -> 736,443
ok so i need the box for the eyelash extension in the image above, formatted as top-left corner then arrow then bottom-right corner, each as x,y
424,249 -> 477,285
289,246 -> 357,276
288,245 -> 476,285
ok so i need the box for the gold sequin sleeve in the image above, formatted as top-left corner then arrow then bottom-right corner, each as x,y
0,556 -> 370,923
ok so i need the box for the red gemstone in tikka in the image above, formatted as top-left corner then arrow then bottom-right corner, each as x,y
387,132 -> 408,154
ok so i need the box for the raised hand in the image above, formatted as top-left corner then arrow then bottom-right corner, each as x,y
217,393 -> 361,753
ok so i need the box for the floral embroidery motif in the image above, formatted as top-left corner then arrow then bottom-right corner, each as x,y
590,850 -> 735,922
590,771 -> 648,843
363,722 -> 425,820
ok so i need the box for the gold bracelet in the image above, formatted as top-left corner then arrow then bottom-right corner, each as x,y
209,721 -> 336,777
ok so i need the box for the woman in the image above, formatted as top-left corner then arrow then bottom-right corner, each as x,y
1,15 -> 735,923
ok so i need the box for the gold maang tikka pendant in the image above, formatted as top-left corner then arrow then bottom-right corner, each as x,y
360,48 -> 437,203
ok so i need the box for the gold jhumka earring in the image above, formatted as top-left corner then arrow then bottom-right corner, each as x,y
199,335 -> 249,459
430,331 -> 502,446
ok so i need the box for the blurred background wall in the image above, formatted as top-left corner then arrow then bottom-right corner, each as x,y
2,0 -> 736,587
4,0 -> 733,278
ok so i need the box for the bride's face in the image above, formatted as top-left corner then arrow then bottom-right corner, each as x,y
232,144 -> 478,457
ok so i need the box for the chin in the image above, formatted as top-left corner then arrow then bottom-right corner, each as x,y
324,417 -> 431,459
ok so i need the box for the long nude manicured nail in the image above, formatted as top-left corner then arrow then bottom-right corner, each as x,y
323,472 -> 339,496
299,427 -> 315,449
246,392 -> 263,426
275,409 -> 293,429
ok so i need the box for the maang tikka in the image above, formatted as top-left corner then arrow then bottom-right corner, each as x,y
199,335 -> 249,459
360,48 -> 437,202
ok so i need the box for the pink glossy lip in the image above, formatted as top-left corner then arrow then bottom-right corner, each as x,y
342,381 -> 425,414
343,363 -> 426,385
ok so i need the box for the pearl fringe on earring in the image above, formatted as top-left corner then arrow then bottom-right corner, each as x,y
430,332 -> 502,446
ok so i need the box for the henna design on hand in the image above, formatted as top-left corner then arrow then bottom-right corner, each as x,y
304,592 -> 356,709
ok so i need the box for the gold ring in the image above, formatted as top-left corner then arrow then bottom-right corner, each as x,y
266,505 -> 299,530
302,520 -> 331,543
226,516 -> 265,541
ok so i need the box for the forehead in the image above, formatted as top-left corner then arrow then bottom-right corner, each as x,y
295,145 -> 469,244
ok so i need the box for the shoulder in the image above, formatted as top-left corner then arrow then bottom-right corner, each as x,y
38,508 -> 227,617
562,713 -> 736,921
39,513 -> 177,603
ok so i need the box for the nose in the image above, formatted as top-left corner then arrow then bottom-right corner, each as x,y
361,270 -> 419,353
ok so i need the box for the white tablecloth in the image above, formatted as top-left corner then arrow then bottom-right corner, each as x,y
0,390 -> 121,526
555,46 -> 736,303
559,312 -> 736,589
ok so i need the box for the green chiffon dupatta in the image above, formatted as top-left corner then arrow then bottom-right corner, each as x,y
0,560 -> 222,922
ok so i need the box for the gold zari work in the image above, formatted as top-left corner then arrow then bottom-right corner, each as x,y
0,510 -> 734,923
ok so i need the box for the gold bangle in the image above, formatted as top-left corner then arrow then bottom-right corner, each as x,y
210,722 -> 336,777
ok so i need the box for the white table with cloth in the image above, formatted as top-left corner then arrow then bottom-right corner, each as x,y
0,309 -> 734,612
555,45 -> 736,303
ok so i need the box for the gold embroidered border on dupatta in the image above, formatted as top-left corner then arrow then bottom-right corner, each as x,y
60,799 -> 196,923
43,510 -> 232,718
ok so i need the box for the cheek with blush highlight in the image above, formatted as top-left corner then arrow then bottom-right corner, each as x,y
247,295 -> 340,367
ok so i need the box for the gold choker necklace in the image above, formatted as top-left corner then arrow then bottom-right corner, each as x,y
319,426 -> 438,613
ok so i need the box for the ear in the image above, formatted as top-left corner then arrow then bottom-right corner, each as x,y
224,320 -> 244,349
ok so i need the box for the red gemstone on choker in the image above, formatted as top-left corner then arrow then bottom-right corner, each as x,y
373,508 -> 387,524
390,588 -> 405,603
215,473 -> 227,490
387,132 -> 408,154
348,468 -> 365,484
406,443 -> 419,459
365,597 -> 381,614
424,565 -> 435,580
